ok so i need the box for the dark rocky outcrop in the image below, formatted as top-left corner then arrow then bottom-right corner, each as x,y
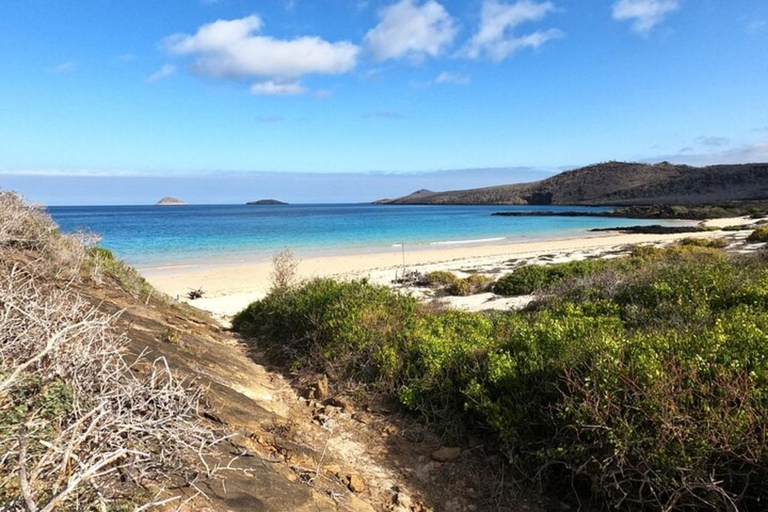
246,199 -> 288,205
380,162 -> 768,206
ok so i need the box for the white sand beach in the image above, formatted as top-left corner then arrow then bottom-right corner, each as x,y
143,217 -> 760,319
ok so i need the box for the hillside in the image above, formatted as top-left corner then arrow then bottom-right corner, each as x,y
382,161 -> 768,205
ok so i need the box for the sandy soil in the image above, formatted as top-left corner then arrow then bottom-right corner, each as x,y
143,217 -> 760,318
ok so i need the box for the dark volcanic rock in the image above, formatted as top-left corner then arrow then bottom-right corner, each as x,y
246,199 -> 288,205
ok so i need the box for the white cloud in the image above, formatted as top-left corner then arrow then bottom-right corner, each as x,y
652,140 -> 768,166
146,64 -> 177,83
364,0 -> 458,62
462,0 -> 562,61
49,61 -> 76,74
250,80 -> 307,95
696,136 -> 730,148
164,15 -> 359,86
612,0 -> 679,34
435,71 -> 470,85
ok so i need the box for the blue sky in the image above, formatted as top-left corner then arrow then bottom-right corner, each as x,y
1,0 -> 767,204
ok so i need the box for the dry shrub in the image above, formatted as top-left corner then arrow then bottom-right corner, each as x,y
0,191 -> 95,283
269,247 -> 300,290
0,190 -> 220,510
0,267 -> 217,510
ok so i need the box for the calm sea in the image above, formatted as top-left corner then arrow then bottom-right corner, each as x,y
47,204 -> 668,268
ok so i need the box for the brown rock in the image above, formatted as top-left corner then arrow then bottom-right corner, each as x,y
324,464 -> 342,477
328,395 -> 353,412
315,375 -> 330,400
430,446 -> 462,462
347,474 -> 365,493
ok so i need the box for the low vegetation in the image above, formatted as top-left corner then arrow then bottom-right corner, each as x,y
234,242 -> 768,510
747,226 -> 768,243
0,191 -> 216,510
678,236 -> 729,248
423,270 -> 494,296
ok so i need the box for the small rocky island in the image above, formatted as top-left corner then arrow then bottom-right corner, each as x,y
246,199 -> 288,205
156,196 -> 187,206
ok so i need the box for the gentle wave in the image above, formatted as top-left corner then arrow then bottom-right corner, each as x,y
138,264 -> 199,271
430,237 -> 507,246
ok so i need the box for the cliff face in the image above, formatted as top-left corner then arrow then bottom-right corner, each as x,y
382,162 -> 768,205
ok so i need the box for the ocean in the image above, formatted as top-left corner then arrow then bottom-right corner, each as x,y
47,204 -> 669,268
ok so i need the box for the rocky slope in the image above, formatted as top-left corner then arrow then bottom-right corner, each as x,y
381,161 -> 768,206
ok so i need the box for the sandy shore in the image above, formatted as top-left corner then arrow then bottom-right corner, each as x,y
143,216 -> 759,318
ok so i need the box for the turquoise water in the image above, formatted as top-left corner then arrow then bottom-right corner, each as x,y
47,204 -> 668,268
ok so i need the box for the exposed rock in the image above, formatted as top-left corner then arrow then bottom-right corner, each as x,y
347,474 -> 366,493
314,375 -> 330,400
328,395 -> 353,412
380,162 -> 768,207
395,492 -> 413,508
430,446 -> 462,462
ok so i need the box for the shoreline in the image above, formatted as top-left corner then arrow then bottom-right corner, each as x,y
143,216 -> 759,319
134,219 -> 689,273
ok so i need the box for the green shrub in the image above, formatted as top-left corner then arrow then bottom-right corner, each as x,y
493,259 -> 635,296
234,249 -> 768,510
493,265 -> 551,295
447,278 -> 472,296
399,311 -> 496,429
447,274 -> 494,296
748,226 -> 768,243
679,237 -> 728,248
232,279 -> 419,384
87,246 -> 155,299
424,270 -> 459,287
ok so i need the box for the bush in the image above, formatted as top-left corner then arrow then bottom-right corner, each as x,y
493,265 -> 551,295
493,259 -> 635,296
87,246 -> 155,299
424,271 -> 494,296
234,246 -> 768,510
678,237 -> 728,248
270,247 -> 300,290
748,226 -> 768,243
232,279 -> 419,385
447,274 -> 494,296
424,270 -> 459,287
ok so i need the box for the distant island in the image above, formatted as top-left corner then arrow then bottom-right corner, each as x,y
246,199 -> 288,205
378,162 -> 768,206
156,196 -> 187,206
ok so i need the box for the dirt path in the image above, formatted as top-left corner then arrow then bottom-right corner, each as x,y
83,280 -> 543,511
